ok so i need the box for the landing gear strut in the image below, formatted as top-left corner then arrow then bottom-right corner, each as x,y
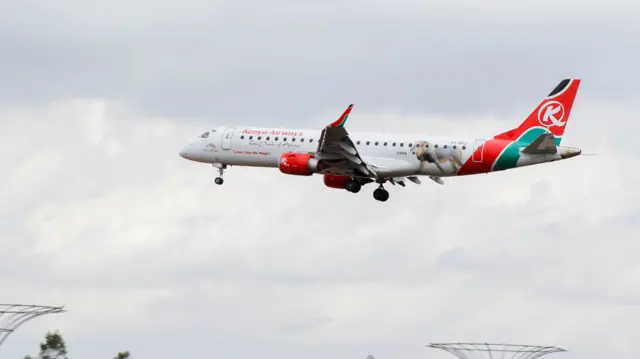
373,184 -> 389,202
213,163 -> 227,185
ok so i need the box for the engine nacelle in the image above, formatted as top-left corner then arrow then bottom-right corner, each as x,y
323,174 -> 350,189
279,152 -> 319,176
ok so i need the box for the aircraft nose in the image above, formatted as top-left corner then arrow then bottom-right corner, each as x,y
179,145 -> 191,159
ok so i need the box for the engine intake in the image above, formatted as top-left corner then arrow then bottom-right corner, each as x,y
279,153 -> 319,176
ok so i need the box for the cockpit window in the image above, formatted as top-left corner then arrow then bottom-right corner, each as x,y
199,132 -> 210,138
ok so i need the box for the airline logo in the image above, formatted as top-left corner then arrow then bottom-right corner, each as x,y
243,129 -> 304,137
538,101 -> 566,127
280,157 -> 289,167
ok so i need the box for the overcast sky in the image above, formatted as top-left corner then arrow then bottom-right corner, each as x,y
1,0 -> 640,358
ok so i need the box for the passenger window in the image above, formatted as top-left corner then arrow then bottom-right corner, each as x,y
374,141 -> 378,146
249,136 -> 253,140
266,136 -> 270,140
392,143 -> 396,146
384,142 -> 387,146
400,143 -> 404,147
283,137 -> 287,141
309,139 -> 314,143
300,138 -> 304,142
240,135 -> 244,139
275,137 -> 279,141
258,136 -> 261,140
357,141 -> 361,145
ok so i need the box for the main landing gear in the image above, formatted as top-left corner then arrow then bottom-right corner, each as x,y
345,179 -> 361,193
345,178 -> 389,201
213,163 -> 227,185
373,184 -> 389,202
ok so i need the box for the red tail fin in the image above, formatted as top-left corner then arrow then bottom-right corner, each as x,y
494,79 -> 581,144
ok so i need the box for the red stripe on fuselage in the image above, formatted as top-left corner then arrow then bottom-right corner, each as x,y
457,139 -> 510,175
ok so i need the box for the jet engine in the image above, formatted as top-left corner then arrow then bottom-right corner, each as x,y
279,152 -> 319,176
323,174 -> 350,189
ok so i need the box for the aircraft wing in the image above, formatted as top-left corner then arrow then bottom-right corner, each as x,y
314,105 -> 441,186
315,104 -> 378,177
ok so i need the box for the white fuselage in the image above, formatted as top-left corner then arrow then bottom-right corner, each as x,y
179,126 -> 489,178
179,80 -> 583,201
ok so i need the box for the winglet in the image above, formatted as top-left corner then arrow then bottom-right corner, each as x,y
329,104 -> 354,128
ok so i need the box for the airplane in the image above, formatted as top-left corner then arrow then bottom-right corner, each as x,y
179,79 -> 582,202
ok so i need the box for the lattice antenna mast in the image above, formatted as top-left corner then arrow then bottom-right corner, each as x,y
0,304 -> 65,347
427,343 -> 567,359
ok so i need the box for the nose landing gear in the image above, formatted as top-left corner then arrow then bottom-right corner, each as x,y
213,163 -> 227,185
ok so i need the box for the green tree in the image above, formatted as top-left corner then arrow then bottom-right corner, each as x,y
115,351 -> 131,359
23,330 -> 68,359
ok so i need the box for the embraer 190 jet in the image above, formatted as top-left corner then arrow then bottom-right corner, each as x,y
180,79 -> 582,202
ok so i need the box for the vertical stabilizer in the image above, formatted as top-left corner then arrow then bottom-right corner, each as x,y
494,79 -> 581,145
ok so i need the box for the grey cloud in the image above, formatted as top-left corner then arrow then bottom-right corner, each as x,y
0,0 -> 639,121
2,1 -> 640,359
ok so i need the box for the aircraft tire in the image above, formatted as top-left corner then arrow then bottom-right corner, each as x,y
345,180 -> 361,193
373,188 -> 389,202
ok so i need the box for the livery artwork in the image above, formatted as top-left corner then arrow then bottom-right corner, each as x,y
537,101 -> 566,128
203,143 -> 217,152
242,129 -> 306,149
233,150 -> 271,156
242,129 -> 304,137
415,140 -> 464,174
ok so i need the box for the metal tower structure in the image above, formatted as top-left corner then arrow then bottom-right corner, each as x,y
427,343 -> 567,359
0,304 -> 65,347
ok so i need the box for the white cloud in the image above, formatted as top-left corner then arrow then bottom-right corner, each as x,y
0,89 -> 639,359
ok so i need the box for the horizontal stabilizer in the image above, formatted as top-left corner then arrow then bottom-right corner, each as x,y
521,133 -> 557,154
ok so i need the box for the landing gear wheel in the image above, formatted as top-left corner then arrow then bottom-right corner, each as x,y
345,179 -> 361,193
373,187 -> 389,202
213,163 -> 227,185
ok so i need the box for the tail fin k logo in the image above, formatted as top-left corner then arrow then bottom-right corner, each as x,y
538,101 -> 566,127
